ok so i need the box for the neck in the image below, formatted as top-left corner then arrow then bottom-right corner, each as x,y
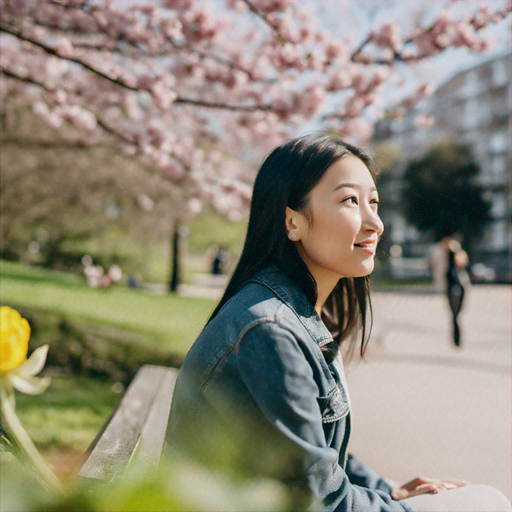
311,266 -> 340,316
296,246 -> 341,316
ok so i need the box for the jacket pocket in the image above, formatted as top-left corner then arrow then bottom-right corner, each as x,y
317,385 -> 350,423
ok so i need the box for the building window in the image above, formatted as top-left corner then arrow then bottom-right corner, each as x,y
460,71 -> 479,99
491,193 -> 508,218
489,131 -> 509,153
490,154 -> 508,177
464,99 -> 478,127
492,58 -> 510,87
491,221 -> 508,250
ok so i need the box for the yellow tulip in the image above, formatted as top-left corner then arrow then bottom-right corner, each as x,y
0,306 -> 50,395
0,306 -> 60,492
1,306 -> 30,373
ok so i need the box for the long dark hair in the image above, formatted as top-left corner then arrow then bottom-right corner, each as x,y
208,133 -> 377,360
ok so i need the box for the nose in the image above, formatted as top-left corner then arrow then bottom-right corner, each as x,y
362,204 -> 384,237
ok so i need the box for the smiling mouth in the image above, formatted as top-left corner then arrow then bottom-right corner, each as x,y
354,243 -> 376,254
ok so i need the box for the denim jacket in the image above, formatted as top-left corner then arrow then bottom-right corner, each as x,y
167,265 -> 412,512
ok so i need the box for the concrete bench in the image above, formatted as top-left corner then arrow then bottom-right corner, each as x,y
79,365 -> 178,482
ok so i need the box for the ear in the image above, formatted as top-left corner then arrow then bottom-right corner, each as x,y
285,207 -> 305,241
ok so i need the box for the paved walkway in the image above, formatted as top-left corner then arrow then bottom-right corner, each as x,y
347,285 -> 511,501
180,278 -> 511,500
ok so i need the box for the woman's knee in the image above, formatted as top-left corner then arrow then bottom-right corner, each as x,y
468,484 -> 511,512
404,484 -> 511,512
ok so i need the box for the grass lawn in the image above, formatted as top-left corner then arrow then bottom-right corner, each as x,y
1,260 -> 216,355
3,373 -> 122,481
16,374 -> 121,451
1,260 -> 217,462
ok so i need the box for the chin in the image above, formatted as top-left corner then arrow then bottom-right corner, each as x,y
353,262 -> 375,278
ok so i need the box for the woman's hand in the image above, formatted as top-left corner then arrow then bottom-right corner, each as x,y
391,477 -> 469,500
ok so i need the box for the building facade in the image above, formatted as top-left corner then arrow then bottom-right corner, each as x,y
372,50 -> 511,282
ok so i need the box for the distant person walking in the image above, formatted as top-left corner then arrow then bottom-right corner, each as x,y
442,237 -> 469,347
211,245 -> 227,275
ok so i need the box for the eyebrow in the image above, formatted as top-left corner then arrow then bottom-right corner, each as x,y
332,182 -> 377,193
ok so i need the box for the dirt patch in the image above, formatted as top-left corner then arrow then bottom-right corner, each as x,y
44,448 -> 85,483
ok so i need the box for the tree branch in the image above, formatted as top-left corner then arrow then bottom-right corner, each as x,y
1,26 -> 275,112
1,67 -> 54,91
242,0 -> 286,42
0,24 -> 140,91
174,96 -> 271,112
350,3 -> 512,66
0,137 -> 92,150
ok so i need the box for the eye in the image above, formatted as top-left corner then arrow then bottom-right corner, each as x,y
342,196 -> 358,205
370,198 -> 380,207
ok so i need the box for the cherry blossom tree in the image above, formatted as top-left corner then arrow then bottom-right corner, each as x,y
1,0 -> 510,288
1,98 -> 177,269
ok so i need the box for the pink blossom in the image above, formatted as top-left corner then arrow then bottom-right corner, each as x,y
370,21 -> 401,53
327,73 -> 350,91
164,161 -> 184,180
226,0 -> 249,13
162,0 -> 193,10
108,265 -> 123,283
137,194 -> 155,212
294,84 -> 326,118
339,118 -> 373,142
272,42 -> 305,71
151,77 -> 177,109
137,75 -> 156,91
161,16 -> 183,40
253,1 -> 295,14
326,40 -> 347,61
305,50 -> 325,71
350,72 -> 367,93
415,114 -> 435,128
343,95 -> 366,118
55,37 -> 73,57
180,7 -> 221,43
187,198 -> 202,215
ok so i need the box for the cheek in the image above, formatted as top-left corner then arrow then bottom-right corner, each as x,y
306,211 -> 360,252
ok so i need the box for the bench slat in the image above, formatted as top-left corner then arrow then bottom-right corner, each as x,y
129,367 -> 178,474
79,365 -> 176,481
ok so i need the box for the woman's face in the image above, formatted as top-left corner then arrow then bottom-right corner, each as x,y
287,156 -> 384,282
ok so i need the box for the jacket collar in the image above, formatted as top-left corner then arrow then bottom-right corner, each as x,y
249,265 -> 334,348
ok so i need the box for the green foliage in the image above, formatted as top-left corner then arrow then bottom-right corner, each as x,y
1,452 -> 54,512
1,452 -> 307,512
401,141 -> 492,247
0,98 -> 176,270
188,209 -> 247,258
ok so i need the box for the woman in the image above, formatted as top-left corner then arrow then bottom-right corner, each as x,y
167,134 -> 510,512
444,237 -> 469,347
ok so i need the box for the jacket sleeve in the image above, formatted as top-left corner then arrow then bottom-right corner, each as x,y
235,322 -> 412,512
346,453 -> 394,494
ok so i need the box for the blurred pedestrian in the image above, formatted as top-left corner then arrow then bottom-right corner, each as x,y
108,264 -> 123,283
442,237 -> 470,347
128,273 -> 142,289
211,245 -> 227,275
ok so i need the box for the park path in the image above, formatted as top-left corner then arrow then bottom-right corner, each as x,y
347,285 -> 511,501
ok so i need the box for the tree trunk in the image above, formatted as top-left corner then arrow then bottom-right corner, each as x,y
169,220 -> 180,293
